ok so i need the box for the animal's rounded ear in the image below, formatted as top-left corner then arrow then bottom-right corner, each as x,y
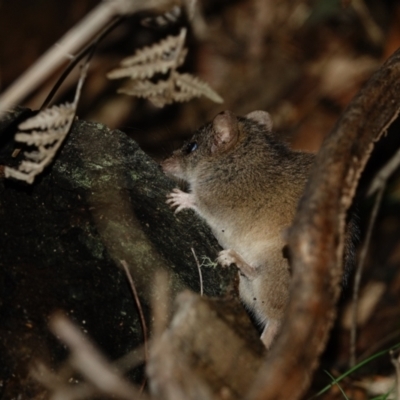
211,110 -> 239,153
246,110 -> 273,132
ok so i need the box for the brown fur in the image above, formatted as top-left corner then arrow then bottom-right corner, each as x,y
162,110 -> 315,348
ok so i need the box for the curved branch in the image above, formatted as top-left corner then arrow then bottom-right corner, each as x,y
249,48 -> 400,400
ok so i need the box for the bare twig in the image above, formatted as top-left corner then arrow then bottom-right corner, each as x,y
120,260 -> 149,393
191,247 -> 203,296
368,147 -> 400,197
350,185 -> 384,367
351,145 -> 400,366
30,361 -> 64,392
120,260 -> 149,365
40,16 -> 120,110
114,345 -> 146,372
49,313 -> 149,400
31,361 -> 96,400
0,0 -> 177,114
32,346 -> 147,400
351,0 -> 384,46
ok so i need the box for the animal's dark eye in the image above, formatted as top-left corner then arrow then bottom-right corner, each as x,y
185,141 -> 198,154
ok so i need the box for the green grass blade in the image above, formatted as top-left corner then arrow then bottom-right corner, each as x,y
323,370 -> 350,400
310,342 -> 400,399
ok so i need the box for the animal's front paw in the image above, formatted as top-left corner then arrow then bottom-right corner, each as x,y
166,188 -> 196,214
217,249 -> 258,280
217,249 -> 239,268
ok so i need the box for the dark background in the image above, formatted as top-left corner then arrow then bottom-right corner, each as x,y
1,1 -> 400,399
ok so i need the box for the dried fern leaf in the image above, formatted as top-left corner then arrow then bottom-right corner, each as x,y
108,57 -> 182,80
24,147 -> 54,162
5,103 -> 75,184
108,26 -> 223,107
4,168 -> 35,184
141,5 -> 182,28
118,80 -> 172,98
5,139 -> 66,183
168,47 -> 187,67
15,129 -> 68,147
6,157 -> 48,184
148,96 -> 172,108
18,103 -> 75,130
170,90 -> 199,103
19,159 -> 44,171
107,28 -> 187,82
120,28 -> 186,66
119,80 -> 195,107
108,50 -> 187,80
119,72 -> 223,107
5,58 -> 88,184
119,80 -> 175,108
147,90 -> 195,107
174,73 -> 223,103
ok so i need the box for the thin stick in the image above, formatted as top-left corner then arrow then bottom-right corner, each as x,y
350,185 -> 384,367
0,0 -> 176,114
31,362 -> 96,400
351,0 -> 384,45
350,145 -> 400,366
120,260 -> 149,366
114,345 -> 146,372
31,344 -> 147,400
40,16 -> 121,110
368,147 -> 400,196
191,247 -> 203,296
49,313 -> 149,400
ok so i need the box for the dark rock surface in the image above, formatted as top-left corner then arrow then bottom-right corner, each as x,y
0,110 -> 234,399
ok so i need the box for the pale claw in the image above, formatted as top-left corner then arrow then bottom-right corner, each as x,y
217,249 -> 238,268
166,188 -> 196,213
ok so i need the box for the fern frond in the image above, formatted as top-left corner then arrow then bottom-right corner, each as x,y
4,109 -> 74,184
5,58 -> 88,184
174,72 -> 223,103
108,55 -> 185,80
118,72 -> 224,107
141,5 -> 182,28
118,80 -> 172,98
109,26 -> 224,107
170,90 -> 200,103
120,28 -> 186,66
107,29 -> 187,82
147,96 -> 172,108
14,130 -> 64,147
20,159 -> 45,171
5,99 -> 75,184
18,103 -> 75,131
4,168 -> 35,183
119,80 -> 176,108
24,145 -> 57,162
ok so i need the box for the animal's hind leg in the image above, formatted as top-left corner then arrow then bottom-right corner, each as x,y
260,318 -> 281,349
